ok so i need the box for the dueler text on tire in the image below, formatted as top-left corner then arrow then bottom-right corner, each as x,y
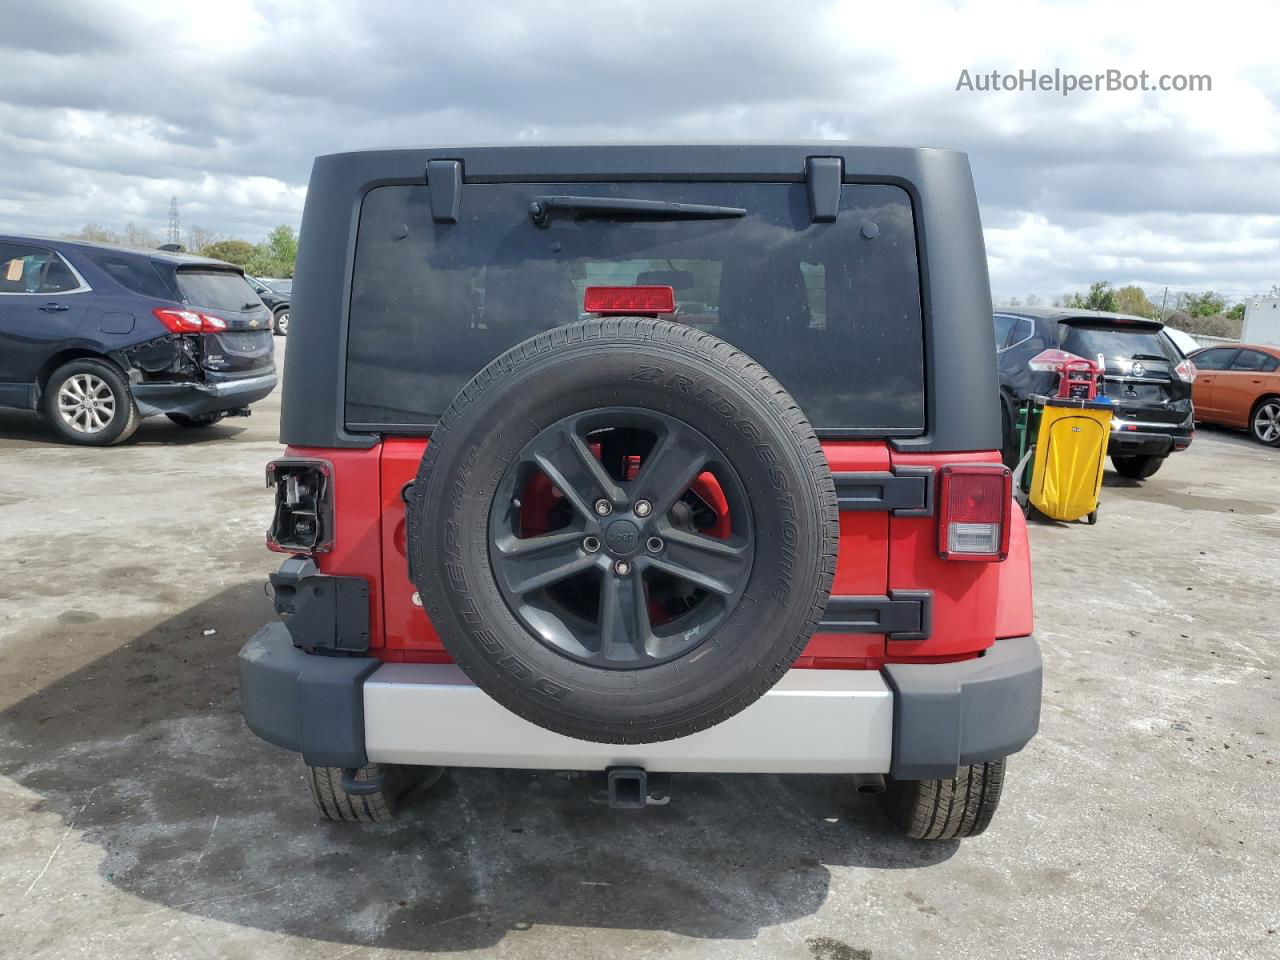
408,317 -> 839,744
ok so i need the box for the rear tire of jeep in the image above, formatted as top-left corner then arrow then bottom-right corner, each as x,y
305,763 -> 442,823
1110,453 -> 1164,479
880,758 -> 1007,840
409,317 -> 839,745
43,358 -> 140,446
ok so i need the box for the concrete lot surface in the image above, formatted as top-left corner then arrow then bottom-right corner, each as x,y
1,343 -> 1276,960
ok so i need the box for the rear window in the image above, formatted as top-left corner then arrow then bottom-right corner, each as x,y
1060,323 -> 1178,363
345,181 -> 924,434
176,269 -> 260,312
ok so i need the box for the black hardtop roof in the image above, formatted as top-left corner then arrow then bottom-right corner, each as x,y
0,233 -> 239,270
315,142 -> 966,181
283,140 -> 999,453
999,305 -> 1165,327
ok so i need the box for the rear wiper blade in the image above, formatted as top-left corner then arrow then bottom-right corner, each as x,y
1128,354 -> 1170,362
529,195 -> 746,228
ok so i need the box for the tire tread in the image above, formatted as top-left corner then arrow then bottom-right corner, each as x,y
882,758 -> 1007,840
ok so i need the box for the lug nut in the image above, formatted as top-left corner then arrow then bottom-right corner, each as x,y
634,499 -> 652,517
646,536 -> 664,553
614,560 -> 632,576
594,499 -> 612,516
582,535 -> 601,553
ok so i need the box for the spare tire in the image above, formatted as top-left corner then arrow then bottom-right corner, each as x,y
408,317 -> 838,743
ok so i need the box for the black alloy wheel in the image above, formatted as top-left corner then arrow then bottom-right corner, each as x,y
488,408 -> 754,669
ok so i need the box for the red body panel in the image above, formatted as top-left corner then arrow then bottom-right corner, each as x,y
885,449 -> 1007,660
292,439 -> 1031,668
993,505 -> 1035,639
285,445 -> 386,648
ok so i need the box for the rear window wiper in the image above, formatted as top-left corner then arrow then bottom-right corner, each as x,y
1128,353 -> 1170,362
529,195 -> 747,228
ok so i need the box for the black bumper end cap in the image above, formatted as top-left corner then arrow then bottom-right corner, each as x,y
238,622 -> 378,768
882,634 -> 1043,781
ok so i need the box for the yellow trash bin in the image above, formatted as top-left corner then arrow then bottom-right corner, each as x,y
1028,397 -> 1113,523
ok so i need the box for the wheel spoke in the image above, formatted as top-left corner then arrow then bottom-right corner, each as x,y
1257,405 -> 1280,443
631,428 -> 714,517
598,571 -> 651,662
530,427 -> 625,521
648,527 -> 749,596
497,535 -> 596,595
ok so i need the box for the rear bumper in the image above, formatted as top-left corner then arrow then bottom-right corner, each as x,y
1106,418 -> 1193,457
238,623 -> 1041,779
132,371 -> 278,418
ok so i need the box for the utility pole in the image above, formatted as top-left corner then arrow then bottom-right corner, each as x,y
1158,286 -> 1169,322
167,197 -> 181,247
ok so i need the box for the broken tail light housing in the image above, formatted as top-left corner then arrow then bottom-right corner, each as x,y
1174,358 -> 1197,383
152,307 -> 229,333
266,458 -> 334,555
937,465 -> 1012,562
584,285 -> 675,316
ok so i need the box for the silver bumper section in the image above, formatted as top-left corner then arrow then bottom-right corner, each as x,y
363,663 -> 894,774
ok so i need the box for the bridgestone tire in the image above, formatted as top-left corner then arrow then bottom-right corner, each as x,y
1110,453 -> 1165,479
305,763 -> 440,822
881,759 -> 1007,840
408,317 -> 839,744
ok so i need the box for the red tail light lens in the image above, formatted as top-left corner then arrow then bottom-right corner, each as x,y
1174,358 -> 1197,382
152,307 -> 229,333
584,285 -> 675,316
938,465 -> 1012,561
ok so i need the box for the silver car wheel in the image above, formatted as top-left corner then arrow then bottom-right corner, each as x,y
1253,401 -> 1280,444
276,311 -> 290,335
56,373 -> 116,434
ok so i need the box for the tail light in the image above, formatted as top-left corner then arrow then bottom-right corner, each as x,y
1027,348 -> 1087,372
266,459 -> 334,555
584,285 -> 675,316
1174,358 -> 1197,382
938,465 -> 1012,561
152,307 -> 228,333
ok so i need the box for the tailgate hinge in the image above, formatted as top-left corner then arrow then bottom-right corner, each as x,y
818,591 -> 932,641
832,467 -> 934,516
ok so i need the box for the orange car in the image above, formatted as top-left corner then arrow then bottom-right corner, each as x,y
1188,344 -> 1280,445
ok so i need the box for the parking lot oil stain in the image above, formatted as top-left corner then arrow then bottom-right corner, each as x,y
806,936 -> 872,960
1118,486 -> 1274,516
57,610 -> 100,625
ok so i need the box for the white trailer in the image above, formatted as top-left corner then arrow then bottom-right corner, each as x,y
1242,297 -> 1280,346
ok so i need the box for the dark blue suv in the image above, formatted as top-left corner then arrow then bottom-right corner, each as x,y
0,236 -> 277,444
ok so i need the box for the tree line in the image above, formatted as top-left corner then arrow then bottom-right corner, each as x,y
997,281 -> 1280,339
61,222 -> 299,279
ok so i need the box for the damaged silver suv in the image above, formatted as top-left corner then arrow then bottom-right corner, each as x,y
0,235 -> 277,445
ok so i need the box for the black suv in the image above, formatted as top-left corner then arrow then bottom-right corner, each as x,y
245,275 -> 291,336
0,236 -> 277,445
995,307 -> 1195,479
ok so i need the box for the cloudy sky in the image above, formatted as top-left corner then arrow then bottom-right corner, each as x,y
2,0 -> 1277,302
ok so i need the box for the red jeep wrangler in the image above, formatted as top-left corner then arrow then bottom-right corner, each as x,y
239,144 -> 1040,839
